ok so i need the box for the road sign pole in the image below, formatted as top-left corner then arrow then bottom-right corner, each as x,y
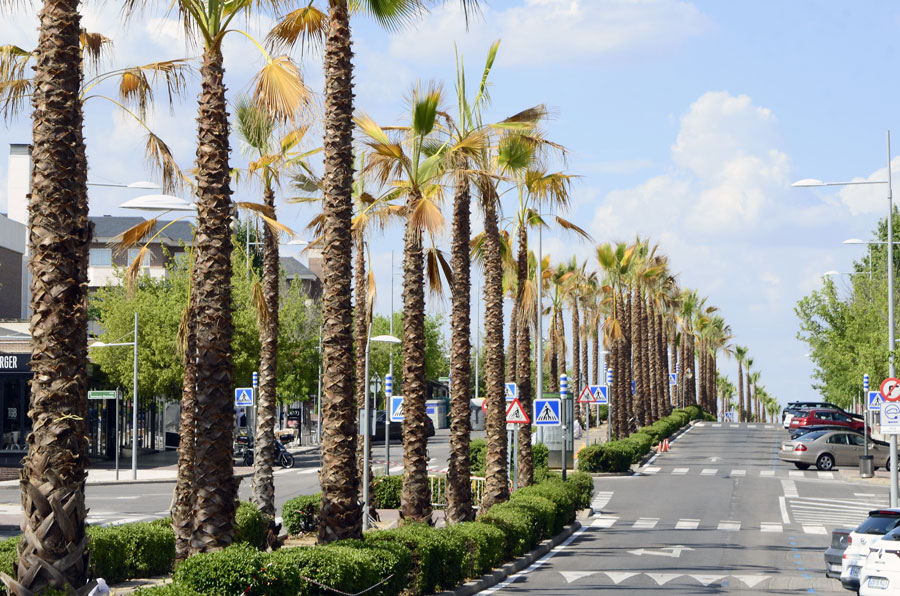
132,312 -> 138,480
385,374 -> 392,476
561,374 -> 568,481
363,324 -> 371,532
115,387 -> 120,481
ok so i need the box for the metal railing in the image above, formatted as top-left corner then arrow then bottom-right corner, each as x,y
428,475 -> 487,509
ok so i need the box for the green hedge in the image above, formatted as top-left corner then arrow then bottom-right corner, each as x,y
234,501 -> 271,550
469,438 -> 487,475
532,443 -> 549,470
365,523 -> 466,595
441,522 -> 504,577
282,493 -> 320,535
372,475 -> 402,509
87,521 -> 175,583
577,407 -> 706,473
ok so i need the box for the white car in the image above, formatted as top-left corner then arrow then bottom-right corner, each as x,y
841,509 -> 900,592
860,527 -> 900,594
783,413 -> 794,429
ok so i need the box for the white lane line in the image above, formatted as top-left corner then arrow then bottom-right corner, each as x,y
633,518 -> 659,529
696,422 -> 707,427
591,491 -> 614,511
803,525 -> 827,535
672,468 -> 689,475
700,468 -> 717,476
730,469 -> 746,476
760,522 -> 783,533
817,471 -> 836,479
781,479 -> 798,498
793,496 -> 885,506
788,470 -> 806,478
856,493 -> 878,497
779,496 -> 790,524
712,423 -> 722,428
675,519 -> 699,530
717,520 -> 741,531
643,466 -> 660,474
790,502 -> 875,513
591,517 -> 618,528
389,466 -> 404,473
759,470 -> 775,476
481,522 -> 589,594
295,468 -> 320,475
112,496 -> 141,500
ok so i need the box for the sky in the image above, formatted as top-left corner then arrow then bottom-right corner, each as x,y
3,0 -> 900,407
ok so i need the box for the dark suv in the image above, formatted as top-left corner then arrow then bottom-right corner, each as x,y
782,401 -> 862,423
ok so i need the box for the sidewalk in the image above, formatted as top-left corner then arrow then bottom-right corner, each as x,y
0,445 -> 321,488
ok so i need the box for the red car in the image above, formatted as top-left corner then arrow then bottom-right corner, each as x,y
789,408 -> 865,432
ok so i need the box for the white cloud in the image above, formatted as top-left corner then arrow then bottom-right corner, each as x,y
836,157 -> 900,216
389,0 -> 710,67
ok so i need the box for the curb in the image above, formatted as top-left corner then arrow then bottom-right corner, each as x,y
437,519 -> 584,596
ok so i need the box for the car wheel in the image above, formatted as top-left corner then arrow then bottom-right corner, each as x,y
816,453 -> 835,471
887,459 -> 892,472
793,463 -> 810,470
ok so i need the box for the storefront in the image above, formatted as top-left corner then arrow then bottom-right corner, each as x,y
0,352 -> 31,466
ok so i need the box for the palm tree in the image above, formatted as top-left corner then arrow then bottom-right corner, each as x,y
734,345 -> 748,422
744,356 -> 754,422
749,369 -> 761,422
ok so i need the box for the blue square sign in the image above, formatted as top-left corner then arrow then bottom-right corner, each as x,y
591,385 -> 608,404
390,396 -> 405,422
869,390 -> 883,412
234,387 -> 253,407
534,399 -> 561,425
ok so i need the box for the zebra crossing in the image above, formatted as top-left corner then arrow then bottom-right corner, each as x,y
639,465 -> 837,479
588,514 -> 829,534
86,510 -> 169,527
787,495 -> 887,529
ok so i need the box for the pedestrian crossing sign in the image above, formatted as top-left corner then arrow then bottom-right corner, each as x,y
390,395 -> 405,422
504,382 -> 517,400
578,386 -> 597,403
234,387 -> 253,407
505,398 -> 530,424
592,385 -> 608,404
869,390 -> 883,412
534,399 -> 561,425
669,373 -> 677,385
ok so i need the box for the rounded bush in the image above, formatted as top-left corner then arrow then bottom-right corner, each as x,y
469,438 -> 487,475
513,483 -> 574,532
479,502 -> 535,557
88,521 -> 175,583
338,538 -> 412,596
506,495 -> 556,542
532,443 -> 549,471
282,493 -> 320,535
564,472 -> 595,510
234,501 -> 270,550
365,522 -> 464,595
172,543 -> 267,596
372,475 -> 402,509
442,522 -> 505,577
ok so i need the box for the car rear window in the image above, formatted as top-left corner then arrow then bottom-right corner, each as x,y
798,431 -> 828,441
858,515 -> 900,535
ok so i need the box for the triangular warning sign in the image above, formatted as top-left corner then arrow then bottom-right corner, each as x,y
578,386 -> 597,403
536,402 -> 560,423
506,398 -> 530,424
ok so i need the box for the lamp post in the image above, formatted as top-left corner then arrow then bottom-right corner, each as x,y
362,333 -> 400,531
793,130 -> 898,506
90,312 -> 139,480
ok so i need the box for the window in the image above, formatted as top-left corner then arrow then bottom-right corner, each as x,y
816,411 -> 833,421
127,248 -> 150,267
89,248 -> 111,266
834,413 -> 850,422
848,434 -> 866,447
826,434 -> 848,445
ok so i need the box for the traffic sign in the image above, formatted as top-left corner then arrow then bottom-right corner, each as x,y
631,380 -> 636,395
592,385 -> 609,404
578,386 -> 597,404
505,398 -> 530,424
724,411 -> 734,422
390,395 -> 404,422
88,390 -> 116,400
534,399 -> 561,425
869,391 -> 883,412
669,373 -> 677,386
883,402 -> 900,435
881,378 -> 900,402
234,387 -> 253,407
504,382 -> 517,400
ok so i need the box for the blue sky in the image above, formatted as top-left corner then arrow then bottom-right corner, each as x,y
3,0 -> 900,407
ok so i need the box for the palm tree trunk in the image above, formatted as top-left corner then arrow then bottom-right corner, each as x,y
446,163 -> 473,523
581,333 -> 588,405
174,268 -> 198,563
318,0 -> 362,544
252,187 -> 279,517
614,291 -> 628,438
548,311 -> 558,393
659,313 -> 671,417
353,235 -> 375,521
557,310 -> 567,385
12,1 -> 91,589
737,362 -> 744,422
190,48 -> 237,554
515,225 -> 532,487
400,190 -> 431,523
592,330 -> 599,386
481,186 -> 509,510
507,302 -> 517,382
646,302 -> 659,423
669,330 -> 677,409
571,297 -> 580,408
746,371 -> 752,421
626,289 -> 639,431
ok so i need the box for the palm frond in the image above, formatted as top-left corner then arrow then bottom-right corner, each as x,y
554,215 -> 592,240
125,245 -> 149,293
251,278 -> 270,331
236,201 -> 295,239
111,218 -> 158,254
79,30 -> 112,72
266,5 -> 327,52
410,196 -> 444,238
144,132 -> 190,193
251,55 -> 311,124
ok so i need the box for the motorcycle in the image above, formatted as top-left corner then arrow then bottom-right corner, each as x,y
240,437 -> 294,469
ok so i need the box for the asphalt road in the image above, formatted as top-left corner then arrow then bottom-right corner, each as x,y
484,422 -> 890,594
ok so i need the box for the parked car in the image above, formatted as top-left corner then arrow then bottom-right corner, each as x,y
783,401 -> 863,422
791,425 -> 865,441
783,405 -> 810,428
371,410 -> 435,442
825,528 -> 853,578
789,409 -> 866,432
844,510 -> 900,592
778,430 -> 888,471
860,526 -> 900,594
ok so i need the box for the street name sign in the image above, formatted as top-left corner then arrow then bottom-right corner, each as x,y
869,390 -> 883,412
505,398 -> 530,424
390,395 -> 405,422
592,385 -> 609,404
881,377 -> 900,402
88,390 -> 116,400
883,401 -> 900,435
534,399 -> 561,425
234,387 -> 253,407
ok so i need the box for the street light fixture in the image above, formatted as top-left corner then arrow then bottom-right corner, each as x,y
362,332 -> 401,531
89,180 -> 161,190
793,130 -> 898,506
90,312 -> 139,480
119,194 -> 196,213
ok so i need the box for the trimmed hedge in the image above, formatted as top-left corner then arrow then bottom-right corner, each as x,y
87,521 -> 175,583
234,501 -> 271,550
532,442 -> 549,470
469,438 -> 487,475
372,475 -> 402,509
442,522 -> 504,577
578,406 -> 707,473
282,493 -> 320,535
365,523 -> 466,595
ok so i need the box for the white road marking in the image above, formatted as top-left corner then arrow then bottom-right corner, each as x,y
789,470 -> 806,478
759,470 -> 775,476
733,575 -> 768,588
691,575 -> 724,586
591,516 -> 617,528
603,572 -> 639,585
700,468 -> 716,476
803,525 -> 827,535
781,479 -> 798,498
591,491 -> 614,511
712,423 -> 722,428
717,520 -> 741,531
633,517 -> 659,529
747,424 -> 757,428
791,502 -> 876,513
856,493 -> 878,497
672,467 -> 689,475
675,519 -> 699,530
560,571 -> 596,584
760,522 -> 783,533
646,573 -> 681,585
730,469 -> 746,476
112,496 -> 141,500
780,496 -> 790,524
389,466 -> 404,473
817,471 -> 836,479
696,422 -> 706,427
296,468 -> 319,475
643,466 -> 660,474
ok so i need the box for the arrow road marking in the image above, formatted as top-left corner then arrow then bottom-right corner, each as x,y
627,545 -> 694,558
603,572 -> 639,585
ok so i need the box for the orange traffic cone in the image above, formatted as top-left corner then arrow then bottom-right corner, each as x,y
657,442 -> 663,454
662,439 -> 670,452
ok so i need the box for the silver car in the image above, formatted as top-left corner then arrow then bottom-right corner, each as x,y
778,430 -> 889,471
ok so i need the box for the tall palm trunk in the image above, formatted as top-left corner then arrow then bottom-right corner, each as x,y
571,297 -> 580,405
591,330 -> 599,386
669,330 -> 677,409
746,371 -> 752,421
515,226 -> 533,487
353,236 -> 374,520
581,334 -> 588,403
446,164 -> 473,523
507,302 -> 517,382
252,188 -> 279,517
684,337 -> 696,405
548,311 -> 558,393
625,289 -> 637,432
400,190 -> 431,523
614,291 -> 628,438
318,0 -> 361,544
556,311 -> 567,385
12,1 -> 91,589
658,313 -> 671,416
481,186 -> 509,510
646,302 -> 659,423
697,340 -> 706,411
737,361 -> 744,422
173,269 -> 198,563
190,48 -> 237,553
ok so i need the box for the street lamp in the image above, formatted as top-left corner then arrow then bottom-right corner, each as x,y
89,180 -> 161,189
90,312 -> 139,480
119,194 -> 196,214
362,332 -> 400,531
793,130 -> 898,506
